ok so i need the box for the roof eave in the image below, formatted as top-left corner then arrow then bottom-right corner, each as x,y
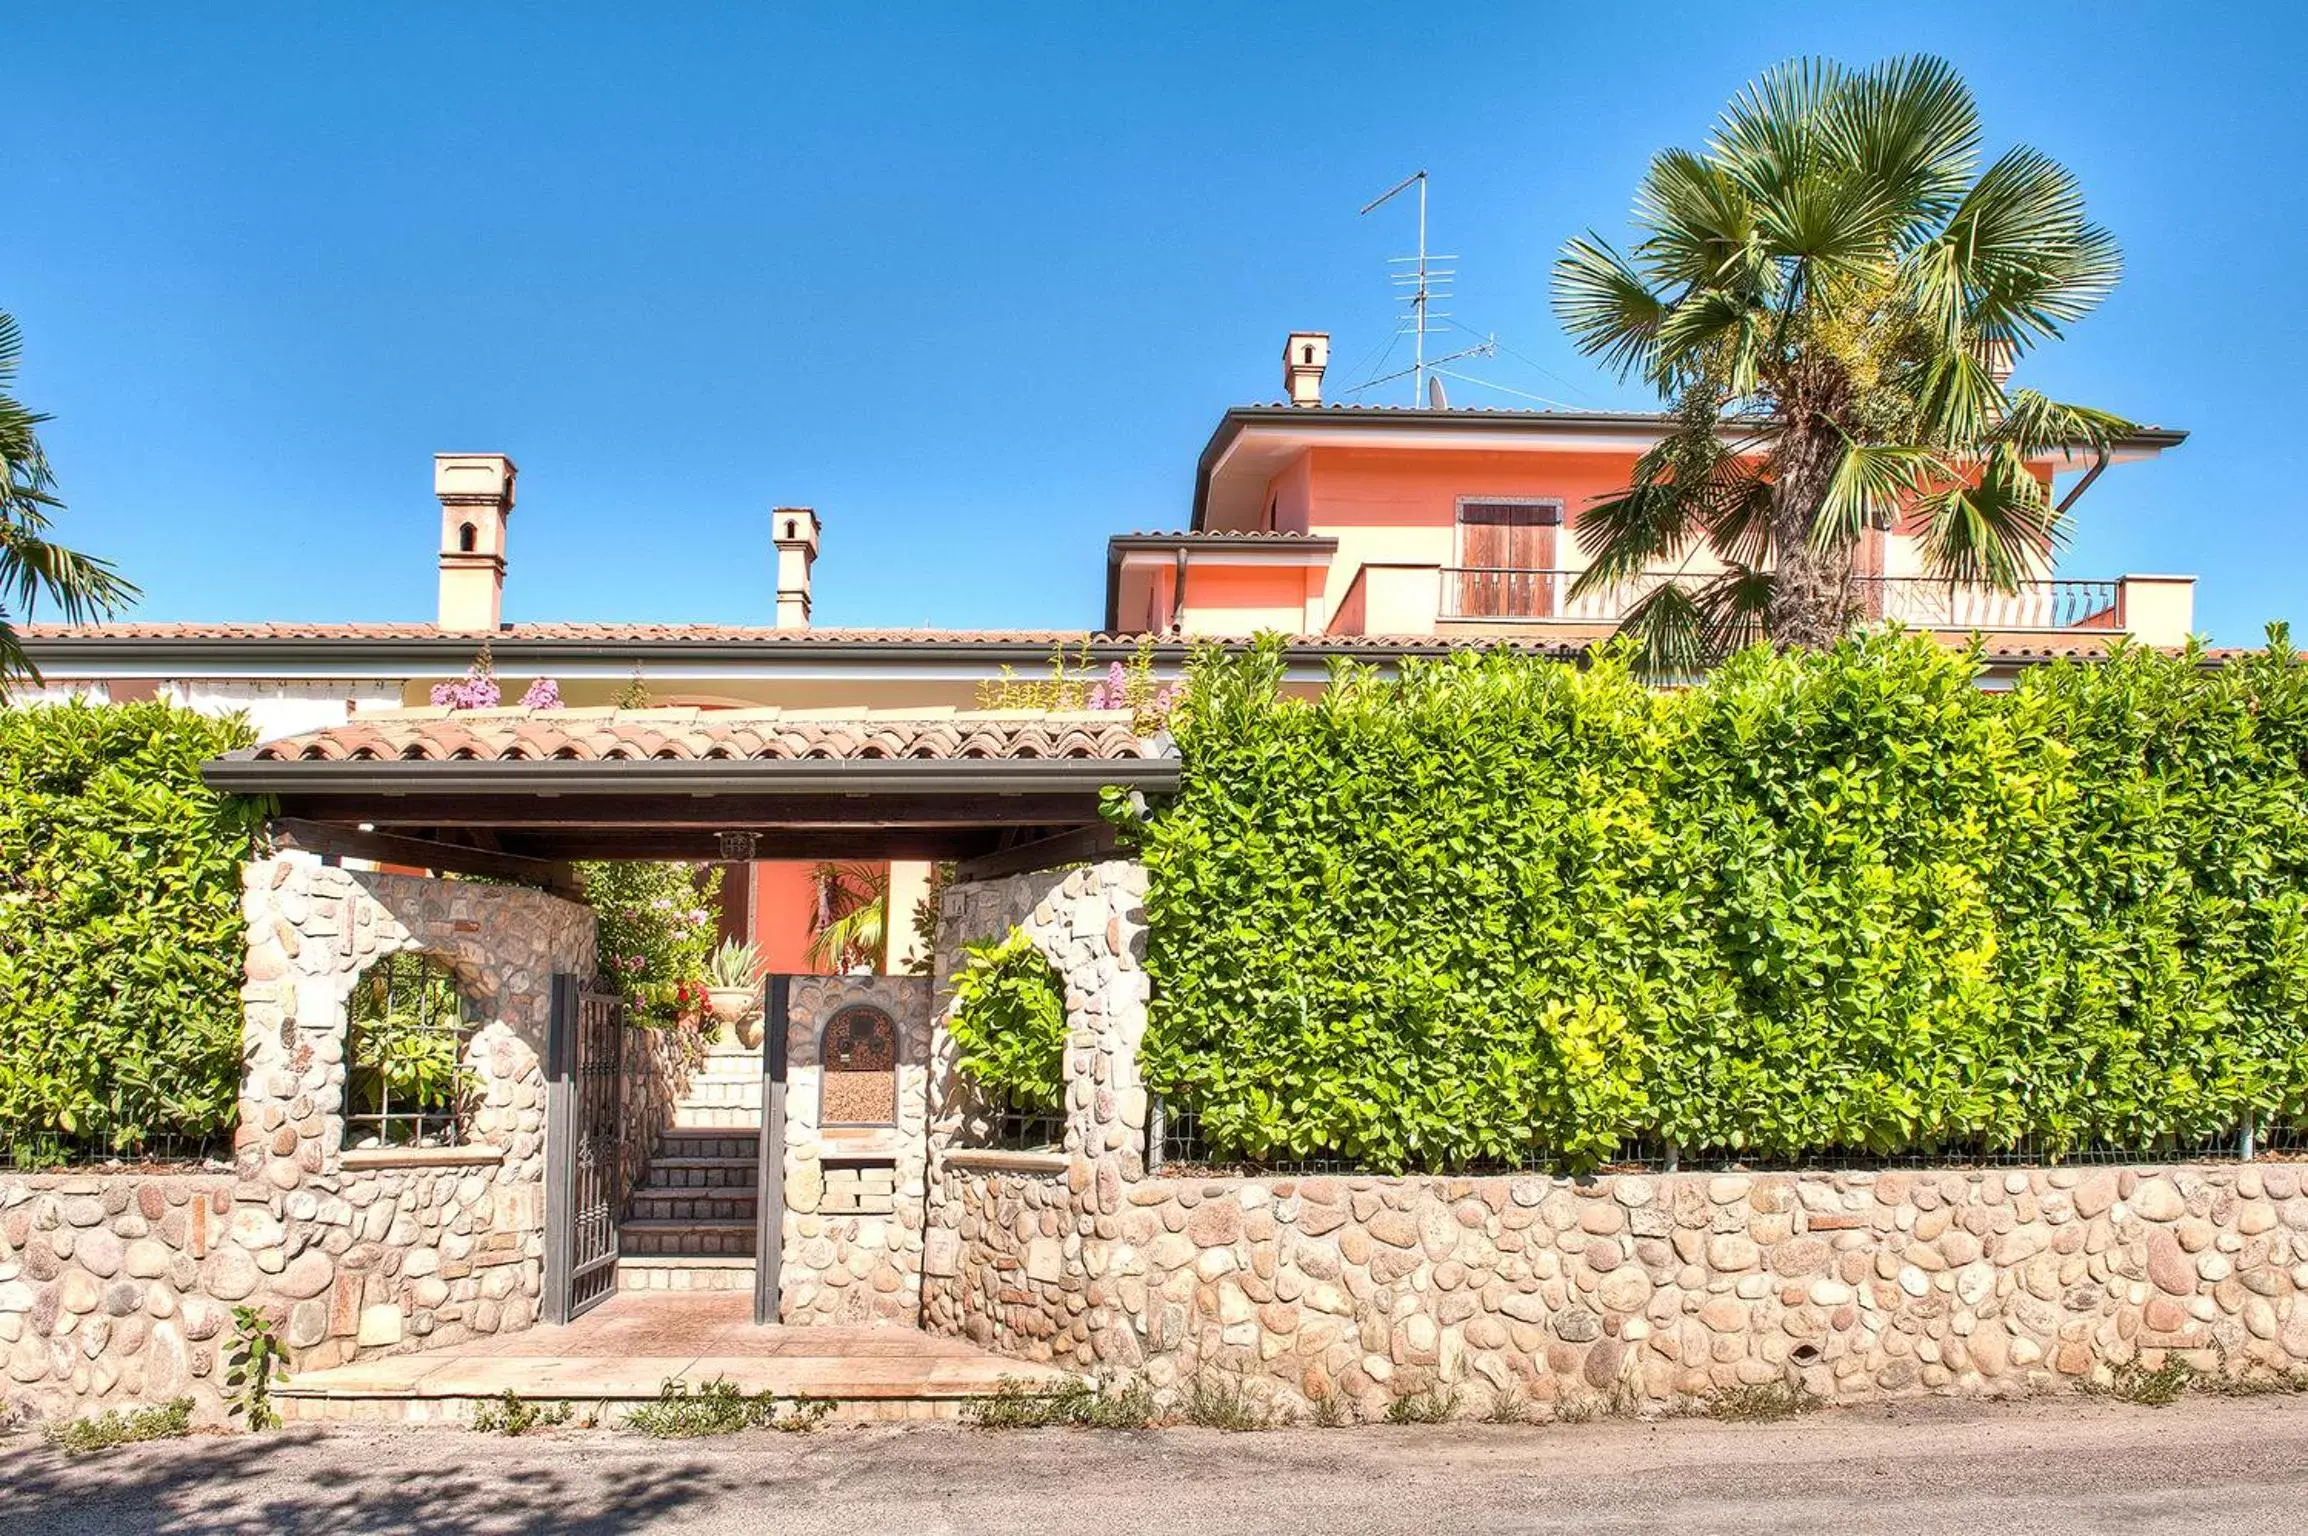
202,753 -> 1182,799
1188,405 -> 2192,527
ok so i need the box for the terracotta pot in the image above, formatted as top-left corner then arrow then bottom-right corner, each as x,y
708,985 -> 759,1024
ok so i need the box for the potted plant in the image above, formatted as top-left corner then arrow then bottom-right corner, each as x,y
706,939 -> 764,1047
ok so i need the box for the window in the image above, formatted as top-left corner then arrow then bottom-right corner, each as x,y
457,522 -> 478,553
820,1005 -> 898,1126
1455,500 -> 1564,618
344,952 -> 473,1149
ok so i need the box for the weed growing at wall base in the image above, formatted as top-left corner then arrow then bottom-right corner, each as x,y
1129,630 -> 2308,1172
622,1377 -> 831,1437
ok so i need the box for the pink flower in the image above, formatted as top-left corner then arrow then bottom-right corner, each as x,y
519,676 -> 563,709
428,671 -> 501,710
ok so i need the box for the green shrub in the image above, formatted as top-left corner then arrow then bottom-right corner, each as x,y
0,702 -> 261,1159
947,931 -> 1068,1114
579,861 -> 722,1024
1126,629 -> 2308,1171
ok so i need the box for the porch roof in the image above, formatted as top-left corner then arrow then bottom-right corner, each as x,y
203,707 -> 1177,881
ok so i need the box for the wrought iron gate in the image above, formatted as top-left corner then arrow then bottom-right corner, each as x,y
544,974 -> 628,1324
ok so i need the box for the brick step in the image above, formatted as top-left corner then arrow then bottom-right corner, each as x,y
652,1131 -> 760,1161
641,1157 -> 758,1189
614,1254 -> 758,1293
680,1079 -> 763,1109
625,1190 -> 759,1223
699,1046 -> 765,1071
619,1218 -> 757,1257
672,1106 -> 761,1129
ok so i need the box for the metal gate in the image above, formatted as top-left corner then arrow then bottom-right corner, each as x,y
544,974 -> 628,1324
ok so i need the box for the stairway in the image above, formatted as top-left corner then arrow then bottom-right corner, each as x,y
616,1046 -> 763,1294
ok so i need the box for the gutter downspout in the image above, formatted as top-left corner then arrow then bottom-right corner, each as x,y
1171,548 -> 1188,636
2055,445 -> 2112,516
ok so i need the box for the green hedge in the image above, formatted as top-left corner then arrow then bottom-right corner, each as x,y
0,701 -> 262,1156
1127,631 -> 2308,1171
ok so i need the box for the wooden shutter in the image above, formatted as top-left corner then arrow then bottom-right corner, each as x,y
1457,503 -> 1561,617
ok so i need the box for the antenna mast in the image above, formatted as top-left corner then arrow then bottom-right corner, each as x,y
1360,170 -> 1454,406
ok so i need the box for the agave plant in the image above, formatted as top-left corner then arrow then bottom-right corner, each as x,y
706,937 -> 762,989
1551,55 -> 2134,670
0,309 -> 137,689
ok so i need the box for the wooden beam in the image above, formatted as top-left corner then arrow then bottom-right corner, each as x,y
270,818 -> 580,894
954,823 -> 1120,883
268,791 -> 1111,830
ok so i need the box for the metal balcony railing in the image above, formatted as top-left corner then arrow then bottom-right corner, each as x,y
1850,577 -> 2119,631
1441,568 -> 1670,621
1441,568 -> 2122,632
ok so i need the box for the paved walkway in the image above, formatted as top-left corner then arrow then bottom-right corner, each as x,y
9,1392 -> 2307,1534
277,1294 -> 1073,1419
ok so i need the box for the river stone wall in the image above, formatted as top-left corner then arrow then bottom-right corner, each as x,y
0,861 -> 597,1426
952,1161 -> 2308,1416
780,974 -> 932,1326
919,861 -> 1150,1361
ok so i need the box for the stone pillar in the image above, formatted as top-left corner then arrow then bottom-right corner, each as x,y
920,859 -> 1150,1366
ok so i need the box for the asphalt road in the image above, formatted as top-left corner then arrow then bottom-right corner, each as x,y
6,1393 -> 2302,1535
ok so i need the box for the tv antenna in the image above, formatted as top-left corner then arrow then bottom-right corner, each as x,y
1356,170 -> 1493,406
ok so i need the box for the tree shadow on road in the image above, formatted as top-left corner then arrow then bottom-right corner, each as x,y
2,1427 -> 747,1535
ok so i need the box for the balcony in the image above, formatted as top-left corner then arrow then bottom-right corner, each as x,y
1427,569 -> 2192,644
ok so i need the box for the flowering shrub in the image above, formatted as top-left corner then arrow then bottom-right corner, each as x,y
579,862 -> 723,1023
429,666 -> 500,711
977,638 -> 1180,734
429,643 -> 562,711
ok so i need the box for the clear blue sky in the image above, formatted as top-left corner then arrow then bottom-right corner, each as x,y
10,4 -> 2304,642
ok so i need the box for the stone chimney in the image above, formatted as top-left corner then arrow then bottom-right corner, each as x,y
1284,331 -> 1329,407
772,507 -> 820,629
434,453 -> 517,633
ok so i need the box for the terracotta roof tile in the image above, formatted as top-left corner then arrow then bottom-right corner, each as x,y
247,707 -> 1165,764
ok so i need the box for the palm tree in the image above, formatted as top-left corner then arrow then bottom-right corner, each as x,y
1551,55 -> 2132,669
0,308 -> 136,689
806,861 -> 888,973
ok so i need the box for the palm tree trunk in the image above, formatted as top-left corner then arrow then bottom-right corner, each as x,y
1766,415 -> 1853,650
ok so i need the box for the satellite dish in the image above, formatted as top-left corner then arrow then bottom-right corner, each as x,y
1427,373 -> 1449,410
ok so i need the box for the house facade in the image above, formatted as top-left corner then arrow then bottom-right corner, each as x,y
14,339 -> 2196,973
1107,332 -> 2193,648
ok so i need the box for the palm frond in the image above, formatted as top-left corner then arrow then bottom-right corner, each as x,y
1913,347 -> 2004,447
1821,54 -> 1980,237
1633,148 -> 1765,292
1612,567 -> 1775,677
1569,482 -> 1702,594
806,861 -> 889,972
1701,457 -> 1777,568
1613,579 -> 1712,679
1654,287 -> 1771,395
1911,445 -> 2061,589
1907,145 -> 2120,352
0,614 -> 33,688
1551,235 -> 1669,379
1991,389 -> 2136,461
1711,57 -> 1845,199
1691,565 -> 1776,655
1813,439 -> 1944,551
0,523 -> 139,623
